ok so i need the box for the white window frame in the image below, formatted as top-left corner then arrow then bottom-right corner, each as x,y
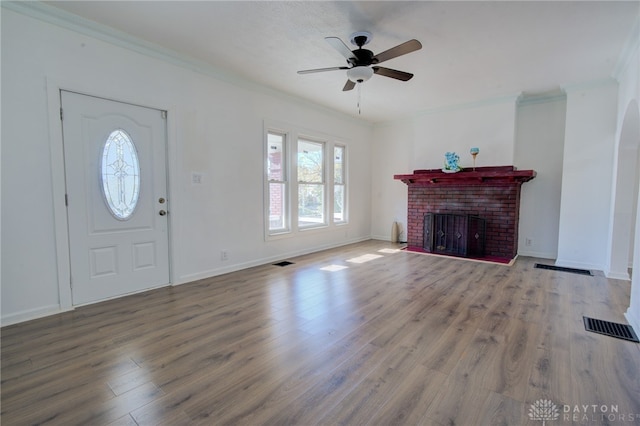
265,129 -> 290,237
297,137 -> 327,230
263,121 -> 348,240
333,143 -> 347,224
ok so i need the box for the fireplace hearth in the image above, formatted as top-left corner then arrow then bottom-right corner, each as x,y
395,166 -> 536,261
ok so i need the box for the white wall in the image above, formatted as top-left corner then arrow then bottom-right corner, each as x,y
0,8 -> 373,324
625,100 -> 640,334
514,94 -> 566,259
613,17 -> 640,333
556,81 -> 619,271
606,102 -> 639,280
370,120 -> 414,241
411,101 -> 517,171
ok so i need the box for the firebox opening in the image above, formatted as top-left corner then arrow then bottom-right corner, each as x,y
424,213 -> 486,258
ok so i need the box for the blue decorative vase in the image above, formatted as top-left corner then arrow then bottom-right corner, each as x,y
443,152 -> 462,172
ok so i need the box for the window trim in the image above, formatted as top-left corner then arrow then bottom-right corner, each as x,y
297,137 -> 327,230
263,121 -> 348,241
265,128 -> 291,238
333,143 -> 347,224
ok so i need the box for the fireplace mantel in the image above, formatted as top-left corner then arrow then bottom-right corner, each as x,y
394,166 -> 536,186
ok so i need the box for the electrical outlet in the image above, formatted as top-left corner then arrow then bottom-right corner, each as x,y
525,238 -> 532,247
221,250 -> 228,261
192,172 -> 203,185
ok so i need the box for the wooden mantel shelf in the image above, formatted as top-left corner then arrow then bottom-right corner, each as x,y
394,166 -> 536,186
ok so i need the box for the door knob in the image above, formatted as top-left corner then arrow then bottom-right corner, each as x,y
159,197 -> 166,204
159,210 -> 167,216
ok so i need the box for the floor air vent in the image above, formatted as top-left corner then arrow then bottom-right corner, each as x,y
534,263 -> 592,276
273,261 -> 294,267
583,317 -> 639,343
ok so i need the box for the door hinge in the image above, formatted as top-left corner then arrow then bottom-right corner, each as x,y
60,107 -> 63,121
65,194 -> 69,206
161,110 -> 167,120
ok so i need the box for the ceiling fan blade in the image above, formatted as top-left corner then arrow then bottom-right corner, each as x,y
373,66 -> 414,81
342,80 -> 356,91
298,66 -> 349,74
373,39 -> 422,64
326,37 -> 357,61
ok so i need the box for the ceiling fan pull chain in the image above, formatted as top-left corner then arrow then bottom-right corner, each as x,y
357,83 -> 362,115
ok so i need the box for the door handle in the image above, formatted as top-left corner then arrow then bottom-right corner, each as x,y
159,210 -> 167,216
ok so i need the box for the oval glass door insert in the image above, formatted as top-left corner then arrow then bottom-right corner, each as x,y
100,129 -> 140,220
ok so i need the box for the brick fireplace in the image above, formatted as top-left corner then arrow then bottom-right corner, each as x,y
394,166 -> 536,261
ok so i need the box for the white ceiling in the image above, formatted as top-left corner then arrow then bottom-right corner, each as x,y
45,1 -> 639,123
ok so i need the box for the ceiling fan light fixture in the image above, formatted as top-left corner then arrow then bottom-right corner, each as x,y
347,66 -> 374,83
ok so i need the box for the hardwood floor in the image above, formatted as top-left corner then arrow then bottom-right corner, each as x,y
2,240 -> 639,425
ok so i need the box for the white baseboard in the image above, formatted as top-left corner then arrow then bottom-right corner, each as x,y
625,307 -> 640,337
1,304 -> 71,327
604,269 -> 631,280
371,235 -> 408,244
176,236 -> 371,285
554,258 -> 603,273
517,249 -> 556,259
3,238 -> 375,326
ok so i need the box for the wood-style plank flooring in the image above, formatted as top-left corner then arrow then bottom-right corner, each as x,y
2,240 -> 639,425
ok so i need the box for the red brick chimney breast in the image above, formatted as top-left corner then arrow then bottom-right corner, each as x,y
394,166 -> 536,260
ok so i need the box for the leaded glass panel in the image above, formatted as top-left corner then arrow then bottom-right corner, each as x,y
100,129 -> 140,220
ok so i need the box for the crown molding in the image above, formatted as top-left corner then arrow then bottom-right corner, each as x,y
1,1 -> 218,76
414,94 -> 520,118
612,14 -> 640,81
562,77 -> 619,94
517,88 -> 567,106
1,1 -> 373,128
372,93 -> 520,128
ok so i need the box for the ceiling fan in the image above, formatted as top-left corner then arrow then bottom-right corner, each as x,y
298,31 -> 422,91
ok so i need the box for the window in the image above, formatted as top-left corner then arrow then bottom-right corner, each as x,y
267,132 -> 288,233
264,123 -> 348,239
334,145 -> 346,223
100,129 -> 140,220
298,139 -> 325,228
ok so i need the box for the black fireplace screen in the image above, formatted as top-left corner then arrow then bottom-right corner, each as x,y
424,213 -> 486,257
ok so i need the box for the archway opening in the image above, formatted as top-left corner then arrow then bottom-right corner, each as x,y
609,100 -> 640,279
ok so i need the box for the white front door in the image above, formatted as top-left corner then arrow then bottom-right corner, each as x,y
61,91 -> 170,305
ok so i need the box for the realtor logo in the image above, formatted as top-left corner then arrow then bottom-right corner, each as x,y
529,399 -> 560,425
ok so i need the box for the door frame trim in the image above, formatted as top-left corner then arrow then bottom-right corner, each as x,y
46,78 -> 175,312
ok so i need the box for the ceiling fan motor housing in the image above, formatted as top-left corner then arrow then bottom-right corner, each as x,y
348,48 -> 377,67
347,31 -> 377,68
